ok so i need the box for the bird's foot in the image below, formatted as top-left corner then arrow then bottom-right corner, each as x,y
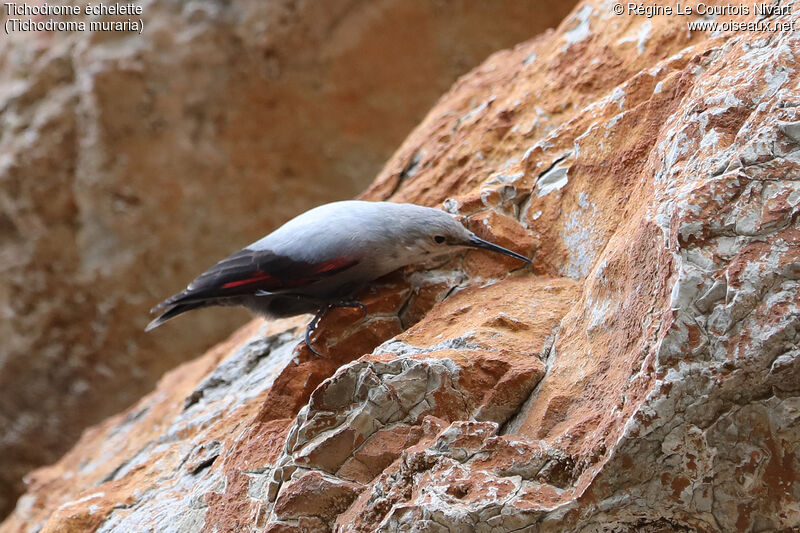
302,299 -> 368,357
304,304 -> 330,357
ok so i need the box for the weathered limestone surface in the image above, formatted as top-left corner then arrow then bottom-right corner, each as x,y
3,0 -> 799,531
0,0 -> 572,518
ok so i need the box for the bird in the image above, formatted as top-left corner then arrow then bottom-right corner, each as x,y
146,200 -> 531,355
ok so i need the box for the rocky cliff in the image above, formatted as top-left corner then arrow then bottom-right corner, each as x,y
0,0 -> 573,519
2,0 -> 799,531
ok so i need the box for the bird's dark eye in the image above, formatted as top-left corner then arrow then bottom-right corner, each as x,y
433,235 -> 446,244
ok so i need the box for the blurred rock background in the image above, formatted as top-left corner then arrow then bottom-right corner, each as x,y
0,0 -> 575,519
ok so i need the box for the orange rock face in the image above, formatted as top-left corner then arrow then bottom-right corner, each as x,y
0,0 -> 575,519
3,0 -> 800,531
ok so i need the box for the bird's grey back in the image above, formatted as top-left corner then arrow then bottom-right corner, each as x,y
249,201 -> 457,263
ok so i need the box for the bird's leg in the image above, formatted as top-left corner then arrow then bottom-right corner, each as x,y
304,304 -> 331,357
302,298 -> 369,357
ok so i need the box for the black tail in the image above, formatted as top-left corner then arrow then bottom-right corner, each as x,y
145,300 -> 209,331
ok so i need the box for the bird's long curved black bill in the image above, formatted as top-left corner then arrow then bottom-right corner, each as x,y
467,235 -> 531,263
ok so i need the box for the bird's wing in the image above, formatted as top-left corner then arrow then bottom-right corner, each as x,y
151,248 -> 358,312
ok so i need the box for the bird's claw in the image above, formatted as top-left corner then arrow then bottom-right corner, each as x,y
304,322 -> 325,357
304,304 -> 329,357
302,299 -> 368,358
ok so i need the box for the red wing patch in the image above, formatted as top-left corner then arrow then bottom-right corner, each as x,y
220,257 -> 356,290
221,271 -> 278,289
306,257 -> 359,276
155,249 -> 360,311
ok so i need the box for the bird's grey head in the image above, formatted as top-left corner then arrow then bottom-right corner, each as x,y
394,206 -> 531,265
